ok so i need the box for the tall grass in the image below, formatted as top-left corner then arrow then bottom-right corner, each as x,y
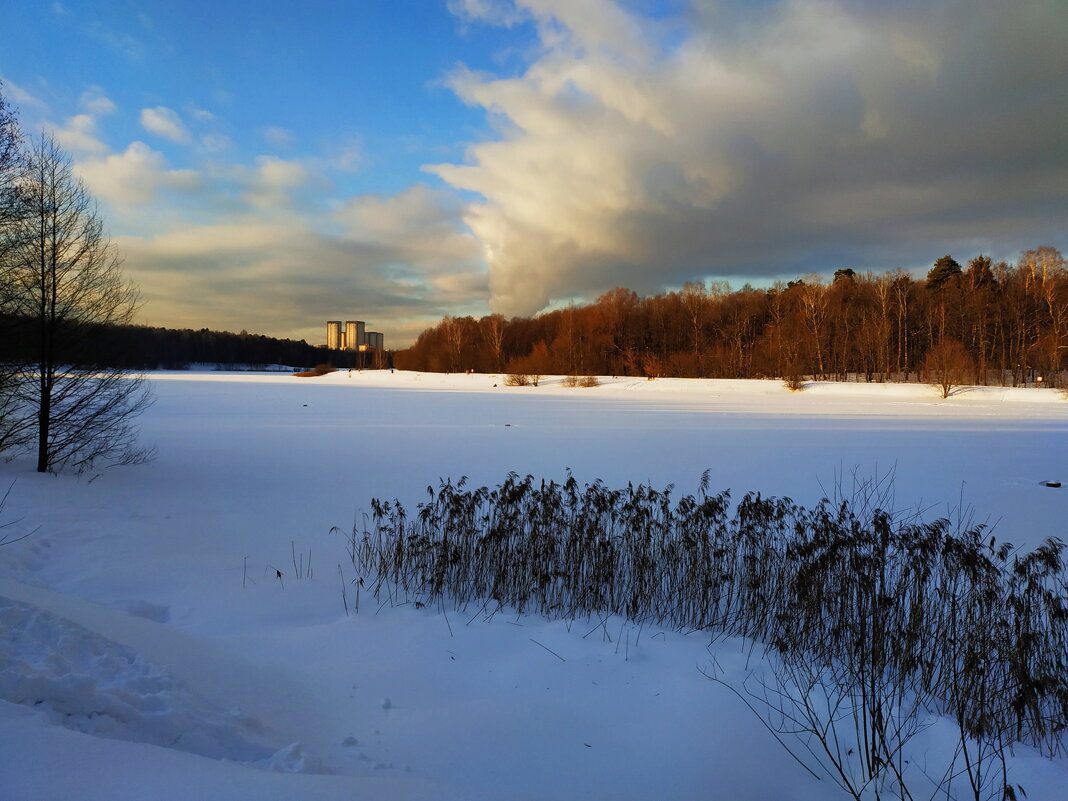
345,471 -> 1066,798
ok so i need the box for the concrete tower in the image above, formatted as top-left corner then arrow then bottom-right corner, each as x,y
326,321 -> 342,350
345,321 -> 365,351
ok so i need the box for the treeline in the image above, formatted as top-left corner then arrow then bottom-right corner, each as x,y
0,318 -> 362,371
107,324 -> 357,370
396,248 -> 1067,387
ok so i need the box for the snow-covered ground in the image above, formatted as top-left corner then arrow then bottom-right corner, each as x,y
0,370 -> 1064,800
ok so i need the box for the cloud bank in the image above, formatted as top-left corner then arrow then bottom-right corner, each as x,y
434,0 -> 1068,316
116,184 -> 484,345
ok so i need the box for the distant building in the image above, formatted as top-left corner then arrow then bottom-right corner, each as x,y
326,321 -> 343,350
365,331 -> 385,367
345,320 -> 365,351
326,319 -> 384,363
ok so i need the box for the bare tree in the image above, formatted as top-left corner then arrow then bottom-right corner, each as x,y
480,313 -> 506,372
6,134 -> 152,473
798,278 -> 829,378
0,82 -> 29,454
0,81 -> 20,210
440,316 -> 468,373
924,338 -> 974,399
1022,247 -> 1067,387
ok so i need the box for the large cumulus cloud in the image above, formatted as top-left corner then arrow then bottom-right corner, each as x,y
433,0 -> 1068,316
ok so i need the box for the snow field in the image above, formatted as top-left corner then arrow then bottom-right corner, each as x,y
0,370 -> 1064,800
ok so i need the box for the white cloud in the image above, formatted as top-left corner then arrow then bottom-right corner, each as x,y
254,157 -> 308,189
80,86 -> 116,116
199,133 -> 232,152
87,21 -> 145,61
43,86 -> 117,156
322,136 -> 363,173
51,113 -> 108,155
261,125 -> 296,149
140,106 -> 191,144
334,145 -> 361,172
336,184 -> 483,272
75,141 -> 199,208
238,156 -> 312,209
434,0 -> 1068,316
1,78 -> 48,110
447,0 -> 529,27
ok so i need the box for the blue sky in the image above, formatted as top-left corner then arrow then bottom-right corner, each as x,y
3,0 -> 1067,346
5,1 -> 516,201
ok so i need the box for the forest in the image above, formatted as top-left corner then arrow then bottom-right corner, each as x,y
395,248 -> 1067,388
0,318 -> 356,372
104,325 -> 358,370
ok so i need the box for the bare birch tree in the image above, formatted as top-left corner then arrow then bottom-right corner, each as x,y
6,134 -> 152,473
480,313 -> 506,372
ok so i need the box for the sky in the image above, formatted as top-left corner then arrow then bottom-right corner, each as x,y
3,0 -> 1067,347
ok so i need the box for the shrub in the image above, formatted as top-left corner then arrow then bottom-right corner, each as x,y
923,339 -> 973,398
294,363 -> 336,378
504,344 -> 551,387
783,360 -> 805,391
505,373 -> 531,386
642,353 -> 664,380
579,375 -> 600,388
561,374 -> 578,387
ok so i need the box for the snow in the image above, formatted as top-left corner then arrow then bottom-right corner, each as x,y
0,370 -> 1064,800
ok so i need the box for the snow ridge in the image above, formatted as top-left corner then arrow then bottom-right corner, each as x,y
0,596 -> 306,772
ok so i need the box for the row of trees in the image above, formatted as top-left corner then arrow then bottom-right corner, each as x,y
1,83 -> 151,473
397,255 -> 1068,388
117,326 -> 346,370
0,318 -> 355,372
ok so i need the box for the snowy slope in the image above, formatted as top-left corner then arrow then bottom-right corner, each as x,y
0,371 -> 1064,800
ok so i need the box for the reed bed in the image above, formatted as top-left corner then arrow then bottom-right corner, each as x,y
344,470 -> 1066,797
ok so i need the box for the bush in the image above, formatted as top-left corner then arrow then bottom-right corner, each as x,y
923,339 -> 973,398
504,344 -> 550,387
505,373 -> 531,386
294,363 -> 336,378
579,375 -> 600,387
783,360 -> 805,391
561,374 -> 578,387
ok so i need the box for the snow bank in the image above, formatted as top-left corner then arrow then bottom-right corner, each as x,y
0,595 -> 305,769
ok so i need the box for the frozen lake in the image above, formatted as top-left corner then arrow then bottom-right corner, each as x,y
1,371 -> 1064,800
